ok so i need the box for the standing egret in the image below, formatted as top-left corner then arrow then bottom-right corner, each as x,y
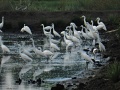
78,49 -> 95,63
98,38 -> 106,53
70,22 -> 81,39
0,16 -> 4,29
96,17 -> 107,31
52,23 -> 61,37
41,25 -> 54,38
41,24 -> 52,30
81,15 -> 87,27
30,38 -> 44,56
70,22 -> 77,28
91,20 -> 97,32
78,48 -> 95,70
80,25 -> 90,40
0,36 -> 10,53
21,24 -> 32,35
49,31 -> 60,51
62,31 -> 74,52
18,44 -> 33,62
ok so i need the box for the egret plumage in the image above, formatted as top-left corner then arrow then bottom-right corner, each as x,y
0,36 -> 10,53
52,23 -> 61,37
18,44 -> 33,62
21,24 -> 32,35
0,16 -> 4,29
96,17 -> 107,31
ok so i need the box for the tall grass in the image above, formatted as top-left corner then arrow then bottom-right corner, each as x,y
107,61 -> 120,82
0,0 -> 120,11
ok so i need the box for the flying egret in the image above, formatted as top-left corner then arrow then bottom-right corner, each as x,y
21,24 -> 32,35
0,36 -> 10,53
0,16 -> 4,29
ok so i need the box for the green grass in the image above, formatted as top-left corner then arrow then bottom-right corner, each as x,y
0,0 -> 120,11
107,61 -> 120,82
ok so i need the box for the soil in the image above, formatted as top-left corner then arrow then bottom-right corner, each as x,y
0,11 -> 120,90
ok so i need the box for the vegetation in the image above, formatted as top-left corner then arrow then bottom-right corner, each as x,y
0,0 -> 120,11
107,61 -> 120,82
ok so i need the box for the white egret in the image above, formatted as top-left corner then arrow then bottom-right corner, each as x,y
70,22 -> 81,39
69,30 -> 81,46
86,22 -> 100,42
18,44 -> 33,62
42,49 -> 54,58
49,32 -> 60,51
98,38 -> 106,53
0,36 -> 10,53
77,48 -> 95,70
78,48 -> 95,63
52,23 -> 61,37
96,17 -> 107,31
50,39 -> 60,51
30,38 -> 44,56
51,38 -> 60,44
21,24 -> 32,35
91,20 -> 98,32
70,22 -> 77,28
21,41 -> 33,57
80,25 -> 90,39
0,16 -> 4,29
81,15 -> 87,27
41,25 -> 54,38
41,24 -> 52,30
62,31 -> 74,52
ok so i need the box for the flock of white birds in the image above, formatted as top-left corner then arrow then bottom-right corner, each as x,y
0,15 -> 107,79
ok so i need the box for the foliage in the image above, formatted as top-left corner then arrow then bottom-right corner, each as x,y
0,0 -> 120,11
107,61 -> 120,82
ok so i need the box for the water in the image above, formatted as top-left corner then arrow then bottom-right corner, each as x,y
0,33 -> 106,90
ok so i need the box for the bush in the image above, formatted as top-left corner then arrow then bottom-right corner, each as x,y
107,61 -> 120,82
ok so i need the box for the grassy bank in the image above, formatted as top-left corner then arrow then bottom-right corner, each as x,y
0,0 -> 120,11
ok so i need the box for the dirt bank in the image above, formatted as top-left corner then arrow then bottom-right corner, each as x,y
0,11 -> 120,33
